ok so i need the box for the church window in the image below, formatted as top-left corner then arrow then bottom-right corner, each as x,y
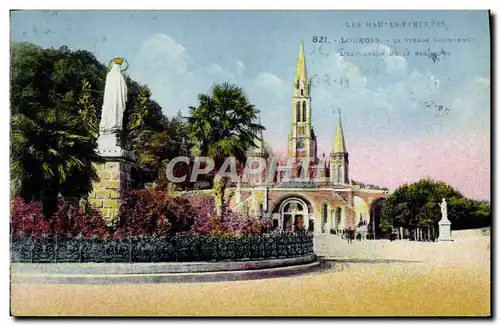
338,166 -> 343,183
300,88 -> 304,96
302,102 -> 307,122
296,102 -> 301,122
259,204 -> 264,218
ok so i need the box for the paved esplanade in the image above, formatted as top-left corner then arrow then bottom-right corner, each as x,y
11,237 -> 490,316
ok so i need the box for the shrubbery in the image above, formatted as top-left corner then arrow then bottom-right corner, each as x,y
118,188 -> 195,236
51,201 -> 110,237
11,198 -> 110,237
11,198 -> 50,236
11,189 -> 276,238
181,193 -> 273,237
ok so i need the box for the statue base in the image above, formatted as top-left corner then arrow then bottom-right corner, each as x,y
97,132 -> 126,157
90,133 -> 135,227
438,219 -> 453,242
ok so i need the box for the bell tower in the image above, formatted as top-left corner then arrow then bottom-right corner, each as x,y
288,42 -> 317,162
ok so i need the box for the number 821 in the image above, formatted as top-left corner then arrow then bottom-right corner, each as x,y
312,36 -> 327,43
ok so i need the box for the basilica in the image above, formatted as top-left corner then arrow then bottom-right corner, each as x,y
228,43 -> 388,240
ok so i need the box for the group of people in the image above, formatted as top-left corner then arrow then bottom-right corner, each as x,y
339,221 -> 368,244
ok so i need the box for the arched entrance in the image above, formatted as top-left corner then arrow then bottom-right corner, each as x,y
280,198 -> 309,231
369,198 -> 387,239
269,193 -> 316,232
353,196 -> 370,226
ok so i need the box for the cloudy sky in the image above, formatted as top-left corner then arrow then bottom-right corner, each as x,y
11,10 -> 490,200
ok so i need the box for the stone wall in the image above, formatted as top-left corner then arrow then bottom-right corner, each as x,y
89,159 -> 133,226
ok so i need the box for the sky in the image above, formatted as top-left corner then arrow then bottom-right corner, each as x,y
10,10 -> 491,200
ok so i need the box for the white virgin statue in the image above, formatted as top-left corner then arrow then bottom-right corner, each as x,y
439,198 -> 448,221
99,57 -> 129,134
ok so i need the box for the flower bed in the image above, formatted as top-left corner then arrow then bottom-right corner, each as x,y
11,232 -> 314,263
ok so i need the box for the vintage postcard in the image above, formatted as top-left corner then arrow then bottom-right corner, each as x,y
9,10 -> 491,317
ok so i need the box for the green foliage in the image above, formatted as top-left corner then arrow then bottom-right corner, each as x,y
77,79 -> 98,140
10,43 -> 110,215
380,178 -> 491,231
128,85 -> 150,133
187,82 -> 265,166
11,43 -> 106,119
11,108 -> 104,216
187,82 -> 265,218
10,42 -> 190,209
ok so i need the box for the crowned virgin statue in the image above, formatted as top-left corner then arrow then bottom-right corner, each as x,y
99,57 -> 129,134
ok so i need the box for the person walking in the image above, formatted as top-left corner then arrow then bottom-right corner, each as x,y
346,227 -> 353,244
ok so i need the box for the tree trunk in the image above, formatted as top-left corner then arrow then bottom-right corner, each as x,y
213,175 -> 229,221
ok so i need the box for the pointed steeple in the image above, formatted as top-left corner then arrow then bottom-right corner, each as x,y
333,108 -> 346,153
295,41 -> 307,83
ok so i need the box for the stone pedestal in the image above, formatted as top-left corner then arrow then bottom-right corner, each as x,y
438,219 -> 453,241
90,133 -> 135,227
90,157 -> 133,227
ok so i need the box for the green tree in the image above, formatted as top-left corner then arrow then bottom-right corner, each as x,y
187,82 -> 264,219
78,79 -> 99,140
380,178 -> 491,233
127,85 -> 150,136
11,43 -> 106,119
10,42 -> 188,204
11,108 -> 103,217
124,86 -> 181,187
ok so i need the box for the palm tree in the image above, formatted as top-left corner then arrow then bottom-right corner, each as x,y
11,107 -> 104,217
187,82 -> 264,220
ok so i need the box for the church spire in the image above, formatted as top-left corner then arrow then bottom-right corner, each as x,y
333,108 -> 346,153
295,41 -> 308,83
288,42 -> 316,161
329,107 -> 349,185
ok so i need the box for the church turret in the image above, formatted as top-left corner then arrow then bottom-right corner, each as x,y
330,109 -> 349,185
251,115 -> 269,159
247,115 -> 270,185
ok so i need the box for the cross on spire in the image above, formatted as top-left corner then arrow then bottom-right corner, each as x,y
332,106 -> 342,122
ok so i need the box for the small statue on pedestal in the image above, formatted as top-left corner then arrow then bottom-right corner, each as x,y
438,197 -> 453,241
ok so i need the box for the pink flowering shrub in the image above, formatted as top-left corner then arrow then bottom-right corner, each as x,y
181,193 -> 216,235
50,202 -> 110,237
181,193 -> 274,237
11,198 -> 109,237
12,191 -> 276,239
11,198 -> 50,236
119,188 -> 195,236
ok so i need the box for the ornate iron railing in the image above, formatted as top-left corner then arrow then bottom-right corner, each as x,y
11,232 -> 314,263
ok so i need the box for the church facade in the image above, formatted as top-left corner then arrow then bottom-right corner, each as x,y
228,43 -> 388,239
